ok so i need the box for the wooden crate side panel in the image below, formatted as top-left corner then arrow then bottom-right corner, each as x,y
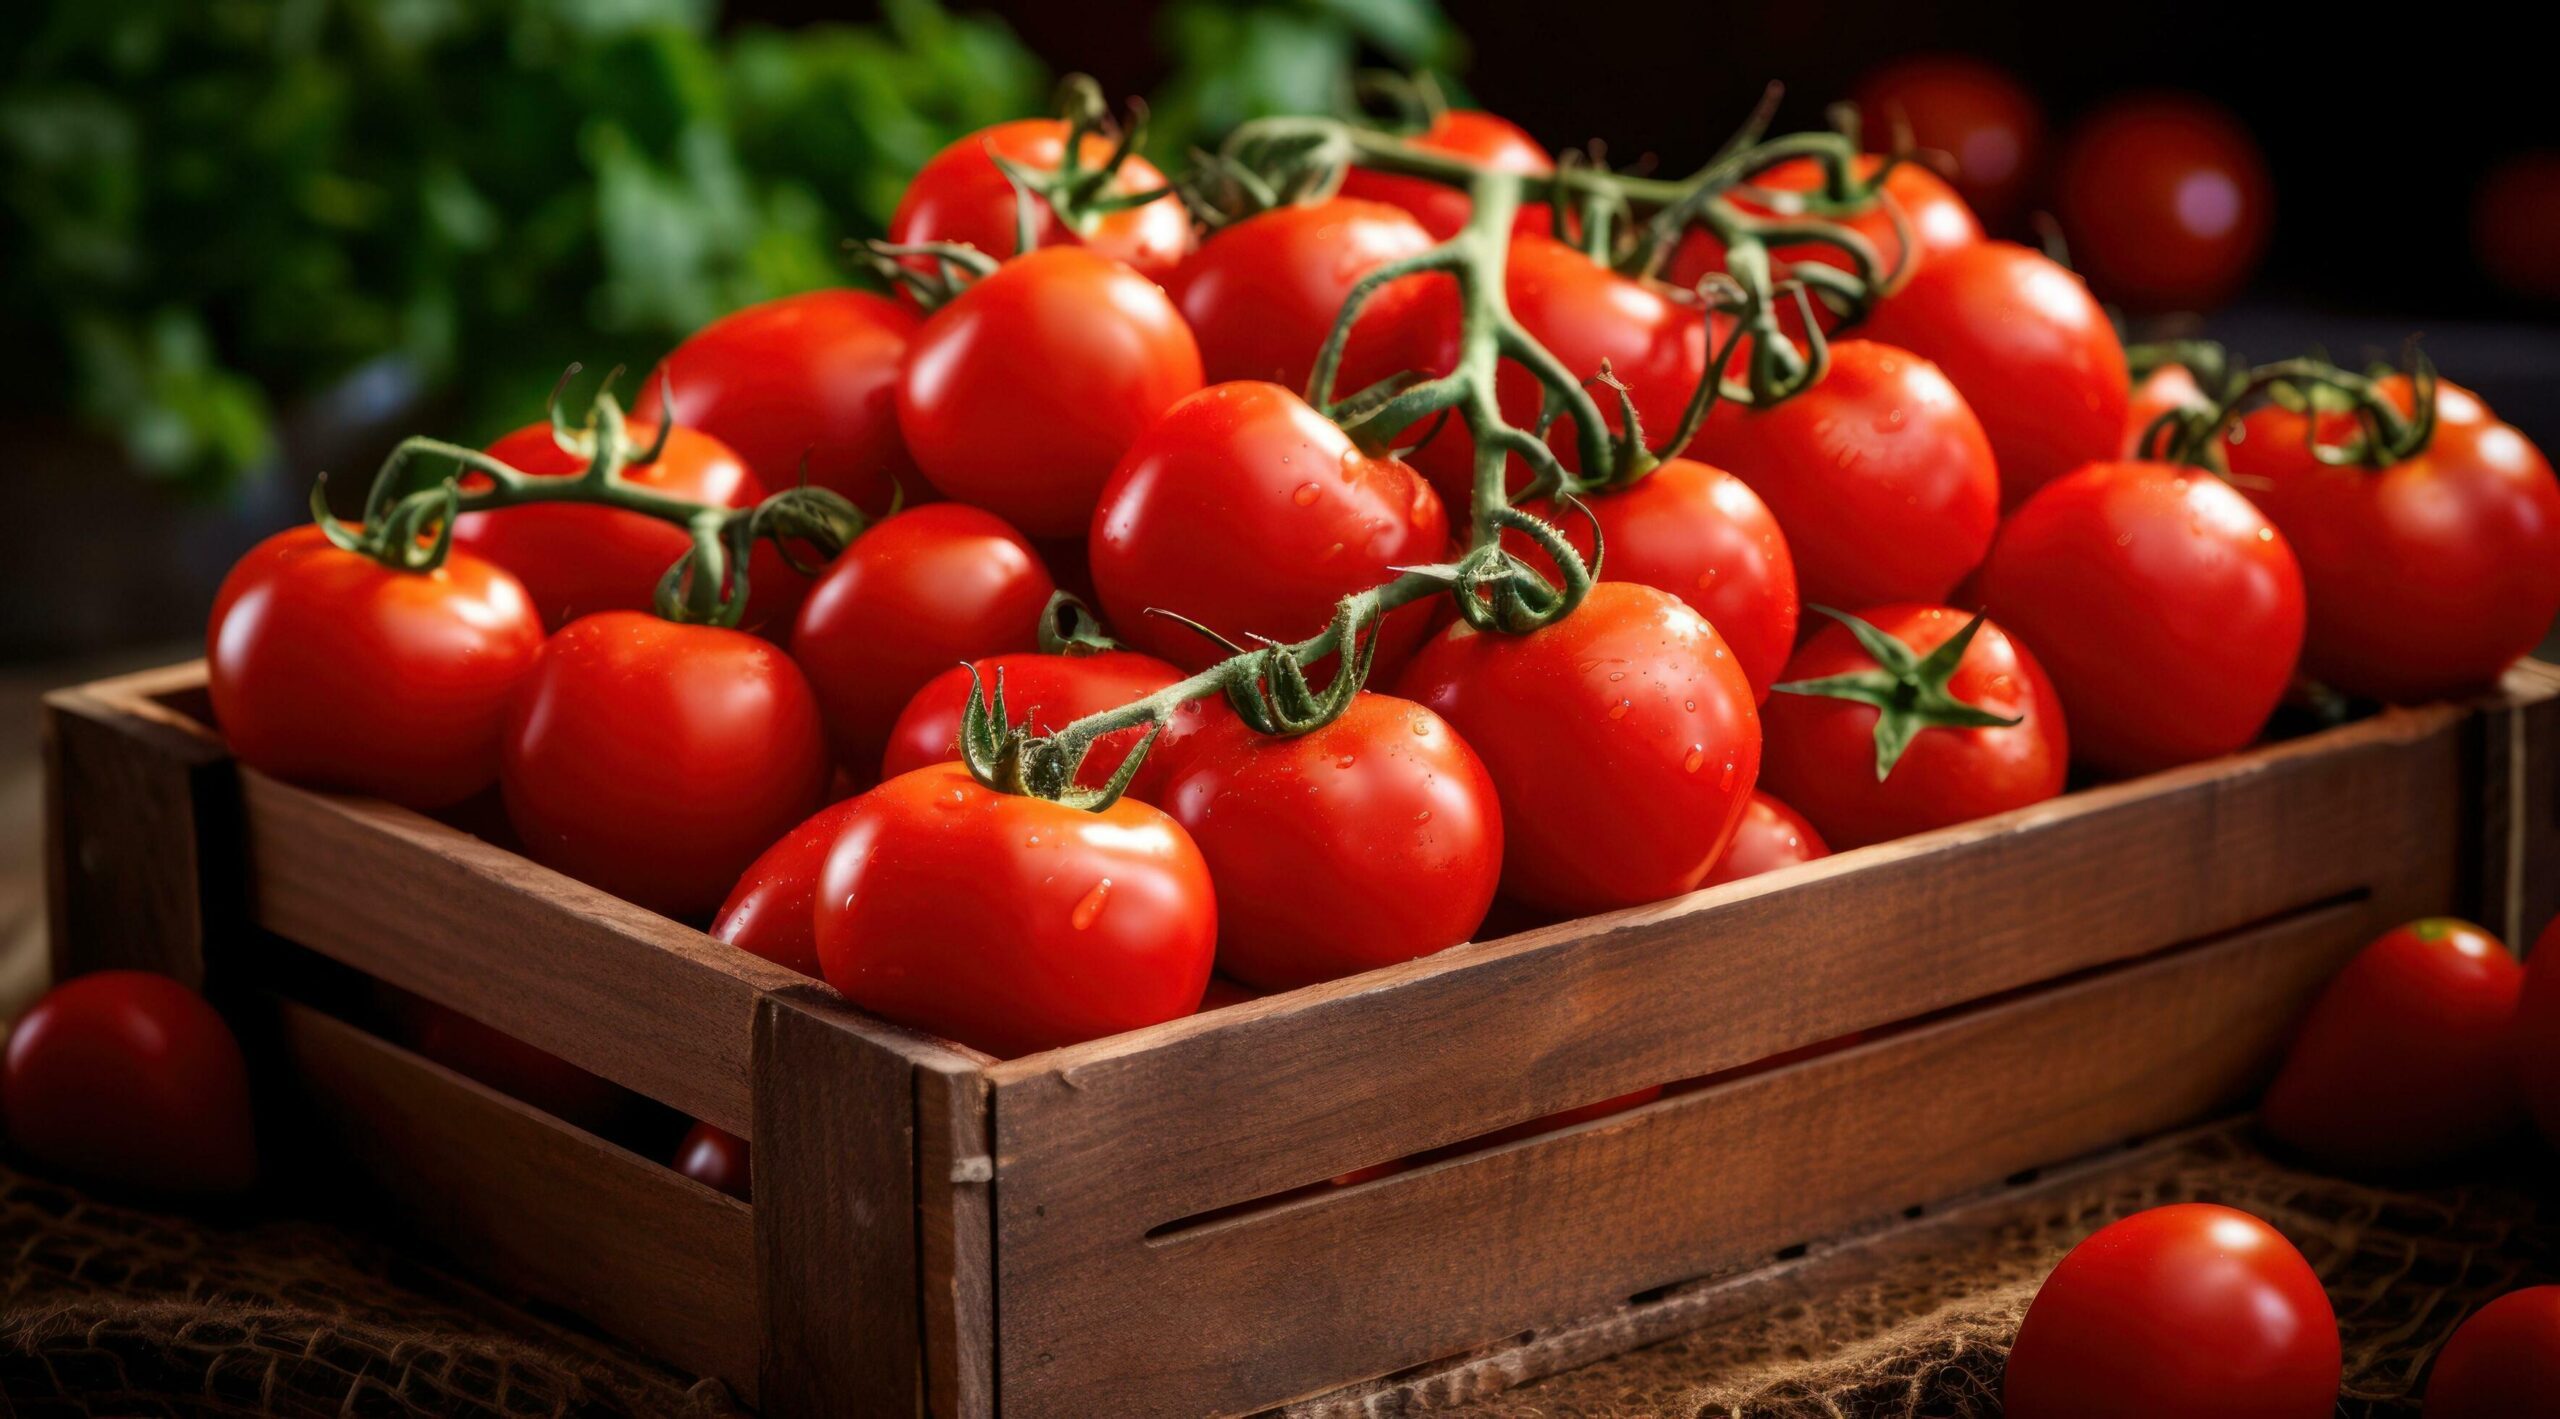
42,685 -> 236,986
918,1060 -> 998,1419
2477,660 -> 2560,949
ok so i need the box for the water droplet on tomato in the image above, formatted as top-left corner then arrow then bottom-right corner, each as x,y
1719,758 -> 1738,791
1608,700 -> 1631,721
1071,878 -> 1113,931
1684,746 -> 1707,774
1294,482 -> 1322,506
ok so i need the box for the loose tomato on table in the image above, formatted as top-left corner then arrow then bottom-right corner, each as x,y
2515,915 -> 2560,1151
1670,155 -> 1983,322
207,526 -> 544,811
2426,1286 -> 2560,1419
1702,791 -> 1830,886
1849,56 -> 2043,230
1168,197 -> 1454,397
881,650 -> 1205,801
710,799 -> 865,979
673,1122 -> 751,1201
1338,108 -> 1556,240
2,971 -> 257,1197
2055,95 -> 2272,313
887,118 -> 1191,280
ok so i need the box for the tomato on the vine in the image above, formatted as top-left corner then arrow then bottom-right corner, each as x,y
897,246 -> 1203,538
2426,1286 -> 2560,1418
674,1121 -> 751,1200
888,118 -> 1191,279
711,799 -> 864,979
2055,95 -> 2271,313
881,650 -> 1205,800
2509,914 -> 2560,1152
1849,56 -> 2043,230
1168,197 -> 1454,398
814,765 -> 1216,1057
208,526 -> 544,811
1338,108 -> 1555,240
1671,155 -> 1982,322
1703,791 -> 1830,886
2,971 -> 257,1197
2123,362 -> 2212,456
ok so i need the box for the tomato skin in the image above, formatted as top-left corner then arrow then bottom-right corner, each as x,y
383,988 -> 634,1132
1850,56 -> 2043,230
1090,381 -> 1450,675
1861,241 -> 2130,509
1671,155 -> 1983,322
1168,198 -> 1454,398
710,799 -> 865,979
208,527 -> 544,811
791,504 -> 1055,778
888,118 -> 1191,279
502,612 -> 830,920
1703,791 -> 1830,886
674,1121 -> 751,1201
814,765 -> 1216,1057
2510,916 -> 2560,1151
2123,362 -> 2211,456
635,289 -> 922,514
1973,461 -> 2305,776
2055,95 -> 2271,313
2427,1287 -> 2560,1418
897,247 -> 1204,538
1158,692 -> 1502,991
2,971 -> 256,1196
1338,109 -> 1554,241
1761,605 -> 2067,849
2005,1204 -> 2339,1419
1687,340 -> 1998,610
881,650 -> 1201,802
1393,582 -> 1761,915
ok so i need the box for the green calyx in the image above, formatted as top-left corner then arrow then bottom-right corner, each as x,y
957,664 -> 1157,813
1774,608 -> 2022,780
2145,346 -> 2440,474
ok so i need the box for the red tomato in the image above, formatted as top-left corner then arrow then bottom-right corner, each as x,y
1159,692 -> 1502,991
1393,582 -> 1761,915
897,247 -> 1203,538
1338,109 -> 1554,241
1687,339 -> 1998,610
881,650 -> 1201,800
791,504 -> 1055,777
2427,1287 -> 2560,1418
1762,605 -> 2067,849
711,799 -> 864,979
2124,362 -> 2213,456
1090,381 -> 1450,674
2055,95 -> 2272,312
502,612 -> 830,919
1670,155 -> 1983,320
2005,1204 -> 2339,1419
636,288 -> 922,513
383,989 -> 633,1133
674,1121 -> 751,1201
1973,461 -> 2305,776
1168,197 -> 1454,398
2,971 -> 255,1196
814,765 -> 1216,1057
1703,791 -> 1830,886
2474,153 -> 2560,301
887,118 -> 1191,279
1861,241 -> 2130,509
208,527 -> 544,811
2508,915 -> 2560,1151
1850,56 -> 2043,229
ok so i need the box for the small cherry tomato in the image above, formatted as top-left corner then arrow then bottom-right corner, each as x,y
1703,791 -> 1830,886
711,799 -> 864,979
897,247 -> 1203,538
208,526 -> 544,811
1973,460 -> 2305,776
674,1121 -> 751,1201
2,971 -> 256,1196
2004,1203 -> 2341,1419
1168,197 -> 1455,399
2124,362 -> 2213,456
791,504 -> 1055,778
1850,56 -> 2043,230
1393,582 -> 1761,915
2427,1286 -> 2560,1418
383,988 -> 634,1133
2055,95 -> 2272,313
888,118 -> 1191,279
2510,914 -> 2560,1152
814,765 -> 1216,1057
1671,155 -> 1983,325
881,650 -> 1202,801
502,611 -> 830,920
1338,109 -> 1555,240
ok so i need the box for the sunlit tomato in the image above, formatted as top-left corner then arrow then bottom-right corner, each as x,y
1513,459 -> 1798,699
710,799 -> 863,979
1168,198 -> 1454,399
1159,692 -> 1501,991
2427,1287 -> 2560,1418
1850,56 -> 2043,229
1090,381 -> 1450,674
1762,605 -> 2066,849
897,247 -> 1203,538
887,118 -> 1191,279
1671,155 -> 1983,321
2055,95 -> 2271,312
1338,109 -> 1555,241
881,651 -> 1203,802
2510,915 -> 2560,1151
1861,241 -> 2130,509
674,1121 -> 751,1201
2474,153 -> 2560,301
635,289 -> 922,514
502,612 -> 829,919
814,765 -> 1216,1057
2,971 -> 256,1196
791,504 -> 1055,777
1394,582 -> 1760,914
383,988 -> 633,1133
2004,1203 -> 2340,1419
2224,395 -> 2560,703
1974,461 -> 2304,776
2260,918 -> 2525,1171
1703,791 -> 1830,886
2124,362 -> 2213,456
207,527 -> 543,811
1687,340 -> 1997,610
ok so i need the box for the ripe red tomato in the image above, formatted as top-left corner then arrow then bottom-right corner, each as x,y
502,611 -> 830,920
2005,1203 -> 2339,1419
2,971 -> 256,1196
814,765 -> 1216,1057
1158,691 -> 1502,991
2055,95 -> 2272,312
1762,605 -> 2067,849
711,799 -> 864,979
791,503 -> 1055,777
1090,381 -> 1450,674
1168,197 -> 1454,398
887,118 -> 1192,279
1850,56 -> 2043,230
1703,791 -> 1830,886
1393,582 -> 1761,914
2124,362 -> 2213,456
1670,155 -> 1983,320
383,988 -> 634,1133
635,288 -> 922,514
1861,241 -> 2130,509
1687,339 -> 1998,610
674,1121 -> 751,1201
881,650 -> 1201,800
2427,1286 -> 2560,1418
208,527 -> 544,811
897,247 -> 1203,538
2260,918 -> 2527,1171
1338,109 -> 1554,241
2509,915 -> 2560,1151
1973,460 -> 2305,776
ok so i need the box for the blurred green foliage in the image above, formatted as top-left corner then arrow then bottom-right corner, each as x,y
0,0 -> 1457,493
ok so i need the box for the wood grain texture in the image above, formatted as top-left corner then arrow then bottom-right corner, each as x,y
919,1058 -> 998,1419
2474,660 -> 2560,949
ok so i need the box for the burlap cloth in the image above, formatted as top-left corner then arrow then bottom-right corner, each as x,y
3,1130 -> 2551,1417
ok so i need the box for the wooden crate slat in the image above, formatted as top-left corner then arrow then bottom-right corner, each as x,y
42,676 -> 236,986
2476,659 -> 2560,948
919,1059 -> 999,1419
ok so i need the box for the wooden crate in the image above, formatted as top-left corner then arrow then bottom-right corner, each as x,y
42,658 -> 2560,1417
